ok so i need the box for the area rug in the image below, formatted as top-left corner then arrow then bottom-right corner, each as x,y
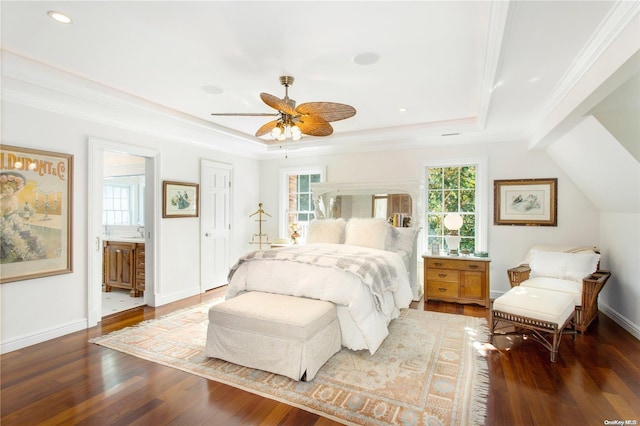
90,300 -> 489,425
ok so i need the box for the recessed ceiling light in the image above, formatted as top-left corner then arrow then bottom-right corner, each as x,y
353,52 -> 380,66
202,85 -> 224,95
399,107 -> 408,112
48,11 -> 73,24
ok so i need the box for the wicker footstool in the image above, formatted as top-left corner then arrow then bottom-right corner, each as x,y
205,291 -> 342,381
490,286 -> 576,362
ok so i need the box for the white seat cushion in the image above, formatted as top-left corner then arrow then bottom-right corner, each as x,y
520,276 -> 582,306
206,291 -> 342,381
493,286 -> 575,325
208,291 -> 337,340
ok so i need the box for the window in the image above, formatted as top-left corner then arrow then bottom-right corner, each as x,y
425,160 -> 487,253
103,184 -> 131,225
280,167 -> 325,240
103,176 -> 145,225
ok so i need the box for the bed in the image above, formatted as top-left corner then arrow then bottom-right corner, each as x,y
225,217 -> 418,354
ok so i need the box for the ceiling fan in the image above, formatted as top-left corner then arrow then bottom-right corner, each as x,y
211,76 -> 356,142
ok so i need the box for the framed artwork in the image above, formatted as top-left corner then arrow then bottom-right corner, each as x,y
494,178 -> 557,226
1,145 -> 73,283
163,181 -> 199,218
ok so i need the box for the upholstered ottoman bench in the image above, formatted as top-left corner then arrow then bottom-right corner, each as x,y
205,291 -> 342,381
490,286 -> 576,362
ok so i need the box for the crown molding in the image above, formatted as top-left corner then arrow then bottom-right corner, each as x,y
533,1 -> 640,129
1,50 -> 268,159
477,0 -> 512,130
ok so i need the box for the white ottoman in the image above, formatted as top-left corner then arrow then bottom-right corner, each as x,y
490,286 -> 576,362
205,292 -> 342,381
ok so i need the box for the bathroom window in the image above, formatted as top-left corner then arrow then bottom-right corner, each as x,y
103,176 -> 144,225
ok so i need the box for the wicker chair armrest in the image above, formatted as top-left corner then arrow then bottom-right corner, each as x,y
507,265 -> 531,288
581,270 -> 611,310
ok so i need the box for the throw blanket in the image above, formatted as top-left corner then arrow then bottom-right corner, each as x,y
226,243 -> 412,353
228,245 -> 398,312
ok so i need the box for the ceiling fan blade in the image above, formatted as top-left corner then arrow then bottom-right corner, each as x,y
296,102 -> 356,122
296,115 -> 334,136
211,112 -> 277,116
255,119 -> 280,137
260,93 -> 297,116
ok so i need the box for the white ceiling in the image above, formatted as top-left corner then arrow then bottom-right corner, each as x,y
0,1 -> 628,153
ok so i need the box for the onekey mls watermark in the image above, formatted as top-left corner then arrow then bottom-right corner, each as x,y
603,421 -> 638,425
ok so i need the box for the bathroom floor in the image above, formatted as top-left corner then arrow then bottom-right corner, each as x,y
102,288 -> 145,317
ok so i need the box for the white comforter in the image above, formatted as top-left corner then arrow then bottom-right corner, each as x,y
226,243 -> 413,354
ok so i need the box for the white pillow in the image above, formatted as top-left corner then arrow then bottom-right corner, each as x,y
388,227 -> 419,253
344,218 -> 391,250
529,250 -> 600,283
305,218 -> 346,244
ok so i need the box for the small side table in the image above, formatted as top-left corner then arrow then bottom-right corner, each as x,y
423,254 -> 491,307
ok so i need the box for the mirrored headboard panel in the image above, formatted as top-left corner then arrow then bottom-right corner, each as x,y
311,180 -> 422,226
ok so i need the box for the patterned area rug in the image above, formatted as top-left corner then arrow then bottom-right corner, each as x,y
91,301 -> 489,425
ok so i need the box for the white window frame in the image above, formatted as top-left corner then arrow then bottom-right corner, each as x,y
103,175 -> 145,225
423,157 -> 488,252
278,166 -> 326,239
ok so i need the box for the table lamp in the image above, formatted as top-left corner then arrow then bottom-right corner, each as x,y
443,213 -> 463,256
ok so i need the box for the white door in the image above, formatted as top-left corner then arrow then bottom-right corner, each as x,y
200,160 -> 232,291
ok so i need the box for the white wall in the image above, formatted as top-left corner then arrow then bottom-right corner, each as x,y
545,115 -> 640,337
1,102 -> 260,353
599,212 -> 640,336
259,141 -> 601,295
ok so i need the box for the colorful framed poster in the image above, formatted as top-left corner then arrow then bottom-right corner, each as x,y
1,145 -> 73,283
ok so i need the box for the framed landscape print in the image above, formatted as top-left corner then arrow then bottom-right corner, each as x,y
1,145 -> 73,283
163,181 -> 199,218
494,178 -> 557,226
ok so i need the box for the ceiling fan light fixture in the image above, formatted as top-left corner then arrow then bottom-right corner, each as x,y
211,75 -> 355,143
270,126 -> 282,138
291,125 -> 302,141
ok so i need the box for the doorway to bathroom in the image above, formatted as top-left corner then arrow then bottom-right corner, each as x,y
101,151 -> 146,316
87,138 -> 159,327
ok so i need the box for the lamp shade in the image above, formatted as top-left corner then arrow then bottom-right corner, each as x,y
443,213 -> 463,231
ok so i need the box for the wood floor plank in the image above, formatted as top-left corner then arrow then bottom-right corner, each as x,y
2,287 -> 639,426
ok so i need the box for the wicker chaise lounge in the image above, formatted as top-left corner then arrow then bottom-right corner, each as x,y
506,246 -> 611,333
490,246 -> 611,361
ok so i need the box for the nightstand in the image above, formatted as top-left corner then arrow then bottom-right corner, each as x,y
422,254 -> 490,307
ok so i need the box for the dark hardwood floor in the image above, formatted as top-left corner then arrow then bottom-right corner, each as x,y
2,287 -> 639,425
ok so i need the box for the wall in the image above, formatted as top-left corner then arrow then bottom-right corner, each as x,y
545,115 -> 640,337
1,102 -> 260,353
259,140 -> 601,295
599,212 -> 640,335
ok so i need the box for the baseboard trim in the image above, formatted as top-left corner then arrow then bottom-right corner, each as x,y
1,319 -> 88,355
599,302 -> 640,340
152,287 -> 201,307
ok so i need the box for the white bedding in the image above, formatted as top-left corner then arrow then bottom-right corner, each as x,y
226,243 -> 413,354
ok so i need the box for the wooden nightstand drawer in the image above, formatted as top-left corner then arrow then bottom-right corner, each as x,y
427,281 -> 459,298
426,268 -> 459,283
459,261 -> 486,272
425,258 -> 458,270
